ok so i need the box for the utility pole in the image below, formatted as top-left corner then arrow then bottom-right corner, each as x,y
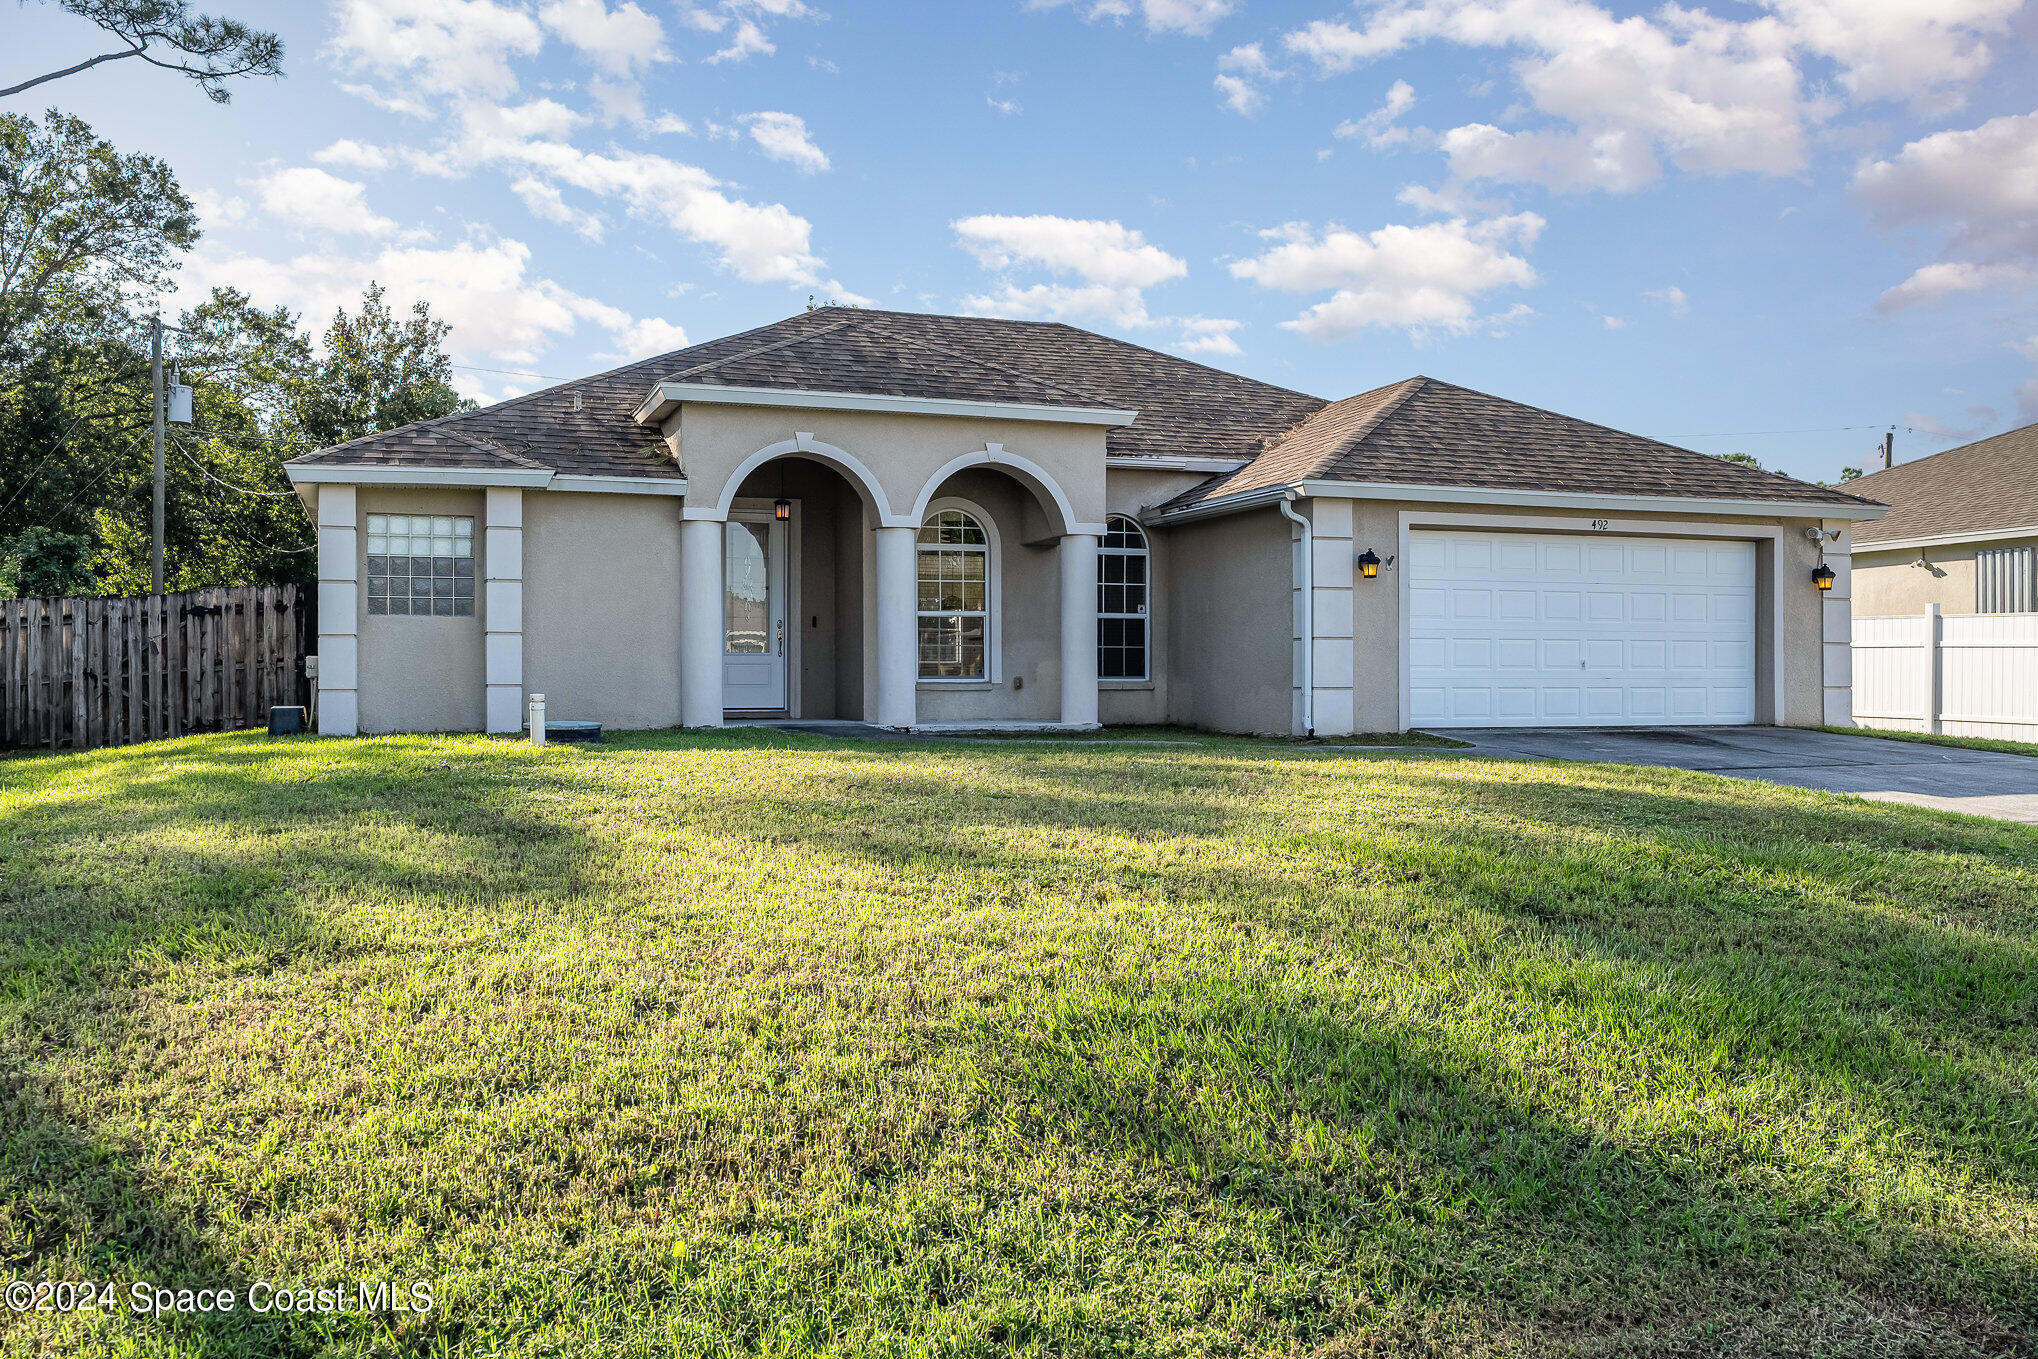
151,314 -> 166,594
1881,431 -> 1894,471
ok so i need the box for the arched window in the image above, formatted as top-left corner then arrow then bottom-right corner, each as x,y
1098,515 -> 1149,680
918,507 -> 991,679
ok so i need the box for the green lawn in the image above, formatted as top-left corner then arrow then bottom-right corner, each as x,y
2,729 -> 2034,1357
1813,725 -> 2038,759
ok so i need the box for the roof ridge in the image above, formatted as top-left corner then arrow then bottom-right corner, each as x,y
664,314 -> 863,382
866,315 -> 1120,407
1406,376 -> 1883,508
443,427 -> 550,468
1302,376 -> 1429,477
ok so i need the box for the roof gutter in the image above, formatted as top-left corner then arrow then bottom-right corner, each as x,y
1277,492 -> 1313,740
1150,479 -> 1888,525
284,464 -> 687,495
1852,523 -> 2038,553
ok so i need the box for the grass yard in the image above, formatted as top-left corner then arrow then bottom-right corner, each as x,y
1812,725 -> 2038,760
2,729 -> 2035,1357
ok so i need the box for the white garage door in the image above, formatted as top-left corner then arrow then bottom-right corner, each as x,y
1408,529 -> 1756,728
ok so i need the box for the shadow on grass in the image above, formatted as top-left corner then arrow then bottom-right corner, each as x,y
2,730 -> 2034,1354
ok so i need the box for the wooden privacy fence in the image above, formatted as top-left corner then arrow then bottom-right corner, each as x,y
1852,605 -> 2038,741
1,585 -> 313,752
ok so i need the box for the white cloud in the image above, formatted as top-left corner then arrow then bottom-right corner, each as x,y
707,19 -> 774,62
988,96 -> 1021,115
537,0 -> 667,75
190,187 -> 248,230
954,214 -> 1190,330
313,139 -> 390,171
1601,314 -> 1628,329
252,167 -> 398,238
1762,0 -> 2022,102
1855,113 -> 2038,315
2016,337 -> 2038,421
1031,0 -> 1235,36
511,177 -> 606,241
327,0 -> 545,103
1173,315 -> 1243,356
1333,79 -> 1416,149
1645,284 -> 1690,316
743,111 -> 829,173
1229,213 -> 1544,341
596,314 -> 692,361
1901,403 -> 1999,442
186,237 -> 621,370
1214,42 -> 1280,115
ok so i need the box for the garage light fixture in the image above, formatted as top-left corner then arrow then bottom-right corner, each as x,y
1813,564 -> 1835,591
1357,549 -> 1381,578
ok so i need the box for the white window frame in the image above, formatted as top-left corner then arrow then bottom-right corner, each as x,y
1098,514 -> 1150,682
364,512 -> 475,617
917,496 -> 1001,683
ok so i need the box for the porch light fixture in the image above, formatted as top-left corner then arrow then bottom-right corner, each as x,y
774,497 -> 792,521
1357,549 -> 1381,579
1813,563 -> 1835,591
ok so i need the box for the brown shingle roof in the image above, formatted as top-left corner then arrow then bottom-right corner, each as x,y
1160,376 -> 1880,514
1846,422 -> 2038,545
287,308 -> 1327,476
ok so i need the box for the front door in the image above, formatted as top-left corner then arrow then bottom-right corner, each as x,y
723,511 -> 788,713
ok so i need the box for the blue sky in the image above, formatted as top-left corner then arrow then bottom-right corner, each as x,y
16,0 -> 2037,483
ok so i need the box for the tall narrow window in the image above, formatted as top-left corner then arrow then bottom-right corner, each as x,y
918,508 -> 989,678
1977,545 -> 2036,614
365,514 -> 473,616
1098,514 -> 1149,680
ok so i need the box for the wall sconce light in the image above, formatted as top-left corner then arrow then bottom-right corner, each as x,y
774,497 -> 792,522
1813,563 -> 1835,591
1357,549 -> 1381,578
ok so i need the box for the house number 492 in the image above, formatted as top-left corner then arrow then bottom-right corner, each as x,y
1588,519 -> 1610,531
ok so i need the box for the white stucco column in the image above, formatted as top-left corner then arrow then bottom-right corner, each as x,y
1059,531 -> 1100,728
483,487 -> 524,734
680,516 -> 725,728
873,525 -> 918,729
314,484 -> 359,736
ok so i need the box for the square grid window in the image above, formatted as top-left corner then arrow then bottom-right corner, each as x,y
366,514 -> 474,616
1097,515 -> 1149,681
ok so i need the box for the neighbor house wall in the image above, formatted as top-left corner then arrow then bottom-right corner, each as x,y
355,486 -> 487,734
522,490 -> 685,729
1850,540 -> 2035,617
1164,506 -> 1292,734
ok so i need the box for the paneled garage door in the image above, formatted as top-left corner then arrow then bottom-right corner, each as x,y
1408,529 -> 1756,727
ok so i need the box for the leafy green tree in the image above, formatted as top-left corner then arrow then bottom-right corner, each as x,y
1838,466 -> 1863,481
0,109 -> 196,366
1708,451 -> 1763,470
2,0 -> 283,104
0,525 -> 93,597
296,283 -> 472,448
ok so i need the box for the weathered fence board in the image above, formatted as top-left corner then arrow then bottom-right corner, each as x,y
0,585 -> 312,752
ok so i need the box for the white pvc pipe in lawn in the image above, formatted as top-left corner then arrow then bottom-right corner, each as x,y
529,692 -> 546,746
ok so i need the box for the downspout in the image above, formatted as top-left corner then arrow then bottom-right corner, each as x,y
1277,492 -> 1314,738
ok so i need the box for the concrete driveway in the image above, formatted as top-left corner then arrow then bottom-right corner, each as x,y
1454,726 -> 2038,825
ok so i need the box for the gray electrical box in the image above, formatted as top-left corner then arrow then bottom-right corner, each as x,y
167,383 -> 194,425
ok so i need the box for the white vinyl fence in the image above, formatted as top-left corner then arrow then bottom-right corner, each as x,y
1853,604 -> 2038,740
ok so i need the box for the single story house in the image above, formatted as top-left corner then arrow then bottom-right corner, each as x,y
1846,421 -> 2038,617
283,307 -> 1884,737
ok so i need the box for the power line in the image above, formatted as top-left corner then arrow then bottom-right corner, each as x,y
168,434 -> 296,497
1663,424 -> 1890,439
450,362 -> 568,380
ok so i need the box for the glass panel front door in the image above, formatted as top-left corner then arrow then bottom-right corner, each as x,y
723,514 -> 788,712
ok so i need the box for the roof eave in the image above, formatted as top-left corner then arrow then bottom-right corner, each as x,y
1149,478 -> 1890,525
1852,522 -> 2038,552
284,464 -> 688,495
633,380 -> 1139,428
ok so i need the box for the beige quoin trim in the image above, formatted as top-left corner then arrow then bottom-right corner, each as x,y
1394,509 -> 1793,731
314,484 -> 360,736
483,487 -> 525,734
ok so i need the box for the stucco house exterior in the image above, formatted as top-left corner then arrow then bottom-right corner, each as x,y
282,307 -> 1884,738
1847,422 -> 2038,617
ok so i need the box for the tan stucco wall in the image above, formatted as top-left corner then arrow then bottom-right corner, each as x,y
1098,467 -> 1211,726
671,405 -> 1108,534
523,491 -> 684,728
1332,500 -> 1838,730
355,486 -> 485,734
1164,506 -> 1293,734
913,469 -> 1062,723
1850,540 -> 2034,616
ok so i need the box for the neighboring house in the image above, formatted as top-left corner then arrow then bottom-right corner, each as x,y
282,307 -> 1883,737
1847,422 -> 2038,617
